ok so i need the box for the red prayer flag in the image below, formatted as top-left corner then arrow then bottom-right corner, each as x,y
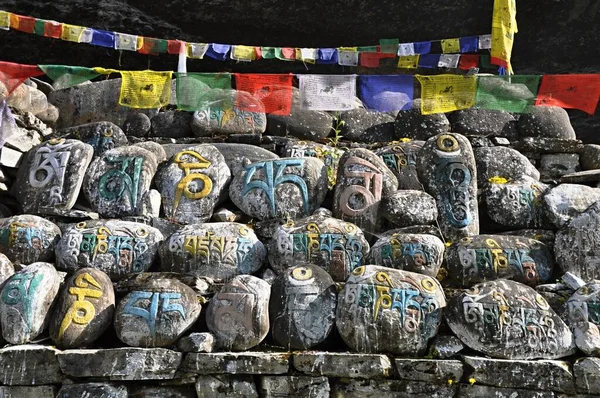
167,40 -> 186,55
0,62 -> 45,97
11,14 -> 36,33
459,54 -> 480,70
535,74 -> 600,115
281,47 -> 296,60
44,21 -> 63,38
234,74 -> 293,115
376,46 -> 396,59
360,52 -> 380,68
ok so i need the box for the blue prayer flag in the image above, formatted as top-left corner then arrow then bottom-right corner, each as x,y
459,36 -> 479,53
359,75 -> 414,112
418,54 -> 440,69
90,29 -> 115,48
414,41 -> 432,54
205,44 -> 231,61
317,48 -> 338,64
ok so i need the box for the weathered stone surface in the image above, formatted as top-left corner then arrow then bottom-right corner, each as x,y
428,335 -> 465,359
261,376 -> 329,398
123,112 -> 152,138
269,214 -> 369,281
0,386 -> 58,398
282,140 -> 343,188
581,144 -> 600,170
177,332 -> 215,353
150,110 -> 193,138
540,153 -> 580,180
333,148 -> 398,233
375,141 -> 424,189
58,122 -> 128,157
57,348 -> 182,380
49,268 -> 115,349
369,232 -> 444,278
131,386 -> 195,398
450,109 -> 518,140
181,352 -> 290,374
574,357 -> 600,395
518,106 -> 577,140
0,215 -> 61,265
337,265 -> 446,355
560,169 -> 600,184
133,141 -> 168,163
340,109 -> 396,143
446,279 -> 576,359
159,222 -> 264,281
543,184 -> 600,228
230,157 -> 328,221
382,190 -> 437,228
514,137 -> 584,154
417,133 -> 479,241
566,281 -> 600,355
331,379 -> 456,398
475,146 -> 540,185
206,275 -> 270,350
196,375 -> 258,398
394,100 -> 450,140
459,385 -> 560,398
56,383 -> 128,398
0,253 -> 14,286
293,352 -> 392,378
0,345 -> 62,385
56,220 -> 163,280
83,146 -> 158,217
394,359 -> 463,383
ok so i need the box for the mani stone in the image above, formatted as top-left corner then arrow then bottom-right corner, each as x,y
0,262 -> 60,344
206,275 -> 270,350
83,145 -> 158,218
333,148 -> 398,233
566,281 -> 600,355
394,99 -> 450,140
518,106 -> 577,140
12,139 -> 93,214
49,268 -> 115,349
449,109 -> 518,140
416,133 -> 479,241
269,265 -> 337,349
159,222 -> 265,282
58,122 -> 128,157
543,183 -> 600,228
115,278 -> 201,347
0,253 -> 14,286
0,214 -> 61,265
474,146 -> 540,186
229,157 -> 328,221
155,144 -> 231,224
382,190 -> 438,228
375,141 -> 424,190
268,214 -> 370,282
55,220 -> 164,281
282,140 -> 344,188
369,232 -> 444,278
56,383 -> 128,398
445,279 -> 576,359
336,265 -> 446,355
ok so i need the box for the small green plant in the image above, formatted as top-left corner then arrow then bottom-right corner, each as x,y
328,113 -> 345,148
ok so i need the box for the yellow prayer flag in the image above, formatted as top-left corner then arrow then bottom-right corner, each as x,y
9,13 -> 18,29
339,47 -> 358,52
93,67 -> 119,75
441,38 -> 460,54
0,11 -> 10,30
397,55 -> 419,69
416,74 -> 477,115
61,24 -> 86,42
118,71 -> 173,109
491,0 -> 517,73
231,45 -> 256,61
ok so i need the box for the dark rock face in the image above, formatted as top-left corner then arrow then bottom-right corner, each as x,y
518,106 -> 577,140
150,110 -> 194,139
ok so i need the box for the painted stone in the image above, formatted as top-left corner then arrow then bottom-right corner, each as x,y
474,146 -> 540,185
0,253 -> 14,286
115,278 -> 202,347
333,148 -> 398,233
543,184 -> 600,228
268,215 -> 370,282
270,264 -> 337,349
55,220 -> 164,281
58,122 -> 128,157
206,275 -> 270,350
83,145 -> 158,218
369,232 -> 444,278
336,265 -> 446,355
374,141 -> 424,190
394,99 -> 450,140
416,133 -> 479,241
155,144 -> 231,224
229,157 -> 328,221
0,215 -> 61,265
446,279 -> 576,359
49,268 -> 115,349
282,140 -> 344,188
501,229 -> 556,252
0,262 -> 60,344
445,235 -> 554,287
382,190 -> 438,228
159,222 -> 265,282
12,139 -> 93,214
567,281 -> 600,355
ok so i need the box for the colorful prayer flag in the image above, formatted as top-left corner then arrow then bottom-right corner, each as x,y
418,54 -> 441,69
0,62 -> 45,98
317,48 -> 338,64
441,38 -> 460,53
438,54 -> 460,68
176,73 -> 232,111
298,48 -> 318,64
235,74 -> 293,115
91,29 -> 115,48
359,75 -> 414,111
535,74 -> 600,115
414,42 -> 432,54
380,39 -> 399,54
167,40 -> 186,55
0,11 -> 9,30
231,45 -> 257,62
398,43 -> 415,56
491,0 -> 517,73
298,74 -> 357,111
38,65 -> 101,89
260,47 -> 277,59
416,74 -> 477,114
139,37 -> 168,55
478,34 -> 492,50
458,54 -> 479,70
275,47 -> 296,61
115,33 -> 140,51
43,21 -> 63,38
11,14 -> 36,33
459,36 -> 479,53
475,75 -> 540,113
360,52 -> 380,68
205,44 -> 231,61
397,55 -> 419,69
33,19 -> 45,36
187,43 -> 208,59
119,71 -> 173,109
61,24 -> 86,42
358,46 -> 378,53
338,49 -> 359,66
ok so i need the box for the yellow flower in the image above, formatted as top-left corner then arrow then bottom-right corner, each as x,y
488,176 -> 509,184
447,379 -> 454,385
469,377 -> 476,385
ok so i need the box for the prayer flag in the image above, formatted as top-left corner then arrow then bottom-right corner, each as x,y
176,73 -> 232,111
397,55 -> 419,69
358,46 -> 378,53
475,75 -> 540,113
234,74 -> 293,115
298,74 -> 357,111
115,33 -> 140,51
398,43 -> 415,56
359,75 -> 414,111
414,41 -> 432,54
139,37 -> 168,55
317,48 -> 338,64
0,62 -> 45,98
167,40 -> 186,55
416,74 -> 477,114
187,43 -> 209,59
61,24 -> 86,42
418,54 -> 441,69
275,47 -> 296,61
380,39 -> 399,54
260,47 -> 277,59
231,45 -> 257,62
535,74 -> 600,115
205,44 -> 231,61
338,49 -> 359,66
91,29 -> 115,48
438,54 -> 460,69
81,28 -> 93,43
441,38 -> 460,53
360,52 -> 380,68
479,34 -> 492,50
38,65 -> 101,89
298,48 -> 318,64
11,14 -> 36,33
0,11 -> 9,30
491,0 -> 517,73
480,54 -> 493,68
459,36 -> 479,53
458,54 -> 479,70
33,19 -> 45,36
119,70 -> 173,109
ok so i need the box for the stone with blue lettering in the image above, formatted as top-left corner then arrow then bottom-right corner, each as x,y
336,265 -> 446,355
268,214 -> 370,282
55,220 -> 164,281
567,281 -> 600,355
115,278 -> 201,347
0,215 -> 61,266
57,122 -> 128,157
229,157 -> 328,221
374,141 -> 424,190
159,222 -> 265,282
0,262 -> 61,344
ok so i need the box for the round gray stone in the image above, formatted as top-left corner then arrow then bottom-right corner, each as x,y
123,112 -> 152,138
394,99 -> 450,140
474,146 -> 540,186
150,110 -> 193,139
543,183 -> 600,228
0,215 -> 61,266
382,190 -> 438,228
449,109 -> 518,140
58,122 -> 128,157
518,106 -> 576,140
340,109 -> 396,143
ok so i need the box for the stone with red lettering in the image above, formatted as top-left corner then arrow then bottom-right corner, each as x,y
49,268 -> 115,349
374,141 -> 424,190
0,215 -> 61,266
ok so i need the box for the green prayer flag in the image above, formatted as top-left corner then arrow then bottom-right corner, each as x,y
260,47 -> 277,59
358,46 -> 378,53
480,55 -> 493,69
34,19 -> 45,36
475,75 -> 541,113
379,39 -> 399,54
176,73 -> 232,112
38,65 -> 101,89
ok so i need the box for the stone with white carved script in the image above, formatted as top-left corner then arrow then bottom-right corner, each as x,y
0,215 -> 61,266
446,279 -> 576,359
0,262 -> 60,344
566,280 -> 600,355
281,140 -> 344,188
268,214 -> 370,282
0,254 -> 14,286
336,265 -> 446,355
374,141 -> 424,190
49,268 -> 115,349
57,122 -> 128,157
11,138 -> 93,215
55,220 -> 164,281
115,278 -> 201,347
206,275 -> 270,350
155,144 -> 231,224
229,157 -> 328,221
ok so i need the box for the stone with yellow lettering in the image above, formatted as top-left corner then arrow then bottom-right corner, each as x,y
374,141 -> 424,190
0,215 -> 61,266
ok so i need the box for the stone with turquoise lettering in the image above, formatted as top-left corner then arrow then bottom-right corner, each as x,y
115,278 -> 202,347
57,122 -> 128,157
566,281 -> 600,355
336,265 -> 446,355
270,264 -> 337,350
0,254 -> 14,286
83,145 -> 158,218
382,190 -> 438,228
369,232 -> 444,278
11,138 -> 93,215
49,268 -> 115,349
0,262 -> 61,344
416,133 -> 479,242
446,279 -> 576,359
159,222 -> 265,282
333,148 -> 398,233
0,215 -> 61,266
55,220 -> 164,281
229,157 -> 328,221
282,140 -> 344,188
445,235 -> 554,288
155,144 -> 231,224
206,275 -> 270,350
268,214 -> 370,282
374,141 -> 424,190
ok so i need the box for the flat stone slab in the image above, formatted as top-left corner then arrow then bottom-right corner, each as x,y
0,386 -> 57,398
331,379 -> 456,398
394,359 -> 463,383
574,357 -> 600,395
559,169 -> 600,183
293,352 -> 392,378
181,352 -> 290,375
260,375 -> 330,398
459,384 -> 561,398
0,345 -> 62,385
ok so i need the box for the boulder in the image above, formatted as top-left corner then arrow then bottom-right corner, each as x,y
282,140 -> 343,188
580,144 -> 600,170
57,122 -> 128,157
150,110 -> 194,138
394,99 -> 450,140
518,106 -> 576,140
566,281 -> 600,355
0,215 -> 61,266
381,190 -> 438,228
474,146 -> 540,185
449,109 -> 518,140
543,183 -> 600,228
123,112 -> 152,138
539,153 -> 580,180
340,109 -> 396,143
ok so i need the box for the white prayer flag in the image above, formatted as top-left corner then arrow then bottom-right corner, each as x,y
80,28 -> 94,44
479,34 -> 492,50
398,43 -> 415,56
114,32 -> 139,51
300,48 -> 318,62
438,54 -> 461,68
187,43 -> 209,59
338,51 -> 359,66
298,74 -> 357,111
